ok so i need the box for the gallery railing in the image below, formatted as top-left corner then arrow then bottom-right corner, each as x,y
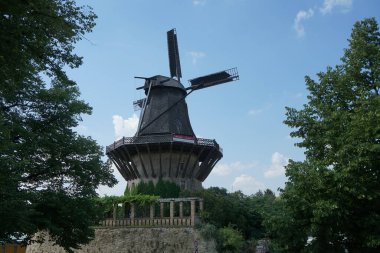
100,217 -> 199,227
106,134 -> 222,154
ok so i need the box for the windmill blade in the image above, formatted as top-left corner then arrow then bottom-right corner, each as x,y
133,98 -> 146,111
167,29 -> 182,81
187,67 -> 239,90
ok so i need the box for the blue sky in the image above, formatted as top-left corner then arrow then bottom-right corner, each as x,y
70,0 -> 380,196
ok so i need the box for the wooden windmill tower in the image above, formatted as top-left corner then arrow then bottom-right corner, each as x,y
106,29 -> 239,190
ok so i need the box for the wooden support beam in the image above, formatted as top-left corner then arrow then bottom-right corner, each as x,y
159,143 -> 163,177
200,157 -> 221,181
195,149 -> 215,180
168,142 -> 173,177
115,148 -> 135,179
182,144 -> 195,178
109,153 -> 129,180
175,143 -> 185,178
124,146 -> 141,178
146,144 -> 156,178
135,144 -> 148,178
189,146 -> 206,178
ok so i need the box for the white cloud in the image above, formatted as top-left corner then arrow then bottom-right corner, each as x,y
193,0 -> 206,6
212,164 -> 232,176
112,114 -> 139,140
211,161 -> 257,176
320,0 -> 352,15
264,152 -> 289,178
232,174 -> 265,195
293,8 -> 314,38
188,51 -> 206,64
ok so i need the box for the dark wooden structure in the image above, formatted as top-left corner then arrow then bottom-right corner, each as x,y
106,29 -> 238,190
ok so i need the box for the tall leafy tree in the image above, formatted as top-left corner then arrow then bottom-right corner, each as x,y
276,18 -> 380,252
0,0 -> 116,251
184,187 -> 263,240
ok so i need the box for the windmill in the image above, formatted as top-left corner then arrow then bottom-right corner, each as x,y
106,29 -> 239,190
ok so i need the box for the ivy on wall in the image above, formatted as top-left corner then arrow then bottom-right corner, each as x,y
124,179 -> 180,198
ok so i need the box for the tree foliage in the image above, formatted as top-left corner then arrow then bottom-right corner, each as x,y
217,226 -> 245,253
0,0 -> 116,251
183,187 -> 282,252
97,194 -> 159,208
271,18 -> 380,252
183,187 -> 269,246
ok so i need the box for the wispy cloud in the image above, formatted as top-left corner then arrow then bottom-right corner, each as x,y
248,108 -> 263,116
211,161 -> 257,176
188,51 -> 206,64
320,0 -> 352,15
293,0 -> 353,37
232,174 -> 265,195
248,104 -> 272,117
264,152 -> 289,178
192,0 -> 206,6
293,8 -> 314,38
112,114 -> 139,140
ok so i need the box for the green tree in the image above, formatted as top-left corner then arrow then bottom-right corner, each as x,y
185,187 -> 264,241
0,0 -> 116,251
217,226 -> 245,253
275,18 -> 380,252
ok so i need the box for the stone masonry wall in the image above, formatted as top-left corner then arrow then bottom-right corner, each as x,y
26,227 -> 216,253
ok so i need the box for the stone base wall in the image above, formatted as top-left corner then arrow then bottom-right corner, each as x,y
26,227 -> 216,253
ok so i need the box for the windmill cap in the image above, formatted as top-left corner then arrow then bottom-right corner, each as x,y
143,75 -> 186,95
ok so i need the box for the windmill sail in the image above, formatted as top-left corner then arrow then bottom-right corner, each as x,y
188,67 -> 239,90
167,29 -> 182,81
133,98 -> 146,111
